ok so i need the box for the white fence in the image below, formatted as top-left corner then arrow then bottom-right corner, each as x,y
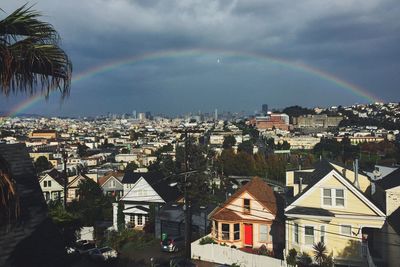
191,238 -> 286,267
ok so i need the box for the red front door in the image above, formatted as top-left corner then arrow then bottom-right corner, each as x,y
244,224 -> 253,247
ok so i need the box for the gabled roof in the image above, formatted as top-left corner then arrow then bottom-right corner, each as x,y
67,173 -> 91,187
285,164 -> 385,217
98,171 -> 124,186
42,168 -> 66,186
376,168 -> 400,190
210,177 -> 277,219
122,171 -> 181,203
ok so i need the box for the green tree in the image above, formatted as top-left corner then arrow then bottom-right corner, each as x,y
77,143 -> 89,157
222,135 -> 236,149
117,201 -> 125,231
276,140 -> 290,150
120,147 -> 130,154
125,161 -> 139,171
34,156 -> 53,173
238,140 -> 254,154
0,5 -> 72,97
70,179 -> 111,226
48,201 -> 81,246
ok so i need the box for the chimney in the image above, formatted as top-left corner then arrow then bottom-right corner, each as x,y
353,159 -> 360,189
342,168 -> 346,177
299,177 -> 303,194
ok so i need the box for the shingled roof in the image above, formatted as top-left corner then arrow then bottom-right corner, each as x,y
0,144 -> 66,267
98,171 -> 124,186
211,177 -> 277,220
122,171 -> 182,203
376,168 -> 400,190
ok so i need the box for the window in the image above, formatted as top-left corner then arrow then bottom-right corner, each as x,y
335,189 -> 344,207
137,215 -> 143,226
259,224 -> 268,242
234,223 -> 240,240
129,215 -> 135,228
320,225 -> 326,244
322,188 -> 345,207
44,181 -> 48,187
294,223 -> 299,244
110,180 -> 116,188
340,225 -> 352,236
304,226 -> 314,245
323,189 -> 332,205
222,223 -> 230,240
214,221 -> 219,239
243,199 -> 250,213
48,181 -> 51,187
144,215 -> 149,223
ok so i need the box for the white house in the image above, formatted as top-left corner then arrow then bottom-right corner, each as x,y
115,171 -> 181,230
39,169 -> 65,202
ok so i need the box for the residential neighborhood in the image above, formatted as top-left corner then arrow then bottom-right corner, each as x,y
1,101 -> 400,266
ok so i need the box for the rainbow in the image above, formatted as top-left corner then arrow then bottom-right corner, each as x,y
2,48 -> 382,118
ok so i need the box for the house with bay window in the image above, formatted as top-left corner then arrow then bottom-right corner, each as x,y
115,171 -> 181,230
285,160 -> 386,267
208,177 -> 283,254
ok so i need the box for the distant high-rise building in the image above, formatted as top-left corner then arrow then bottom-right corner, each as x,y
132,110 -> 137,119
262,104 -> 268,114
214,109 -> 218,121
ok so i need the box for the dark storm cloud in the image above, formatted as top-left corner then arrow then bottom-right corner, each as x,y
1,0 -> 399,116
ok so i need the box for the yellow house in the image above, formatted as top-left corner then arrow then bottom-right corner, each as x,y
285,161 -> 385,266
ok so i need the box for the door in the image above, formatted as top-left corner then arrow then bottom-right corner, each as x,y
244,224 -> 253,247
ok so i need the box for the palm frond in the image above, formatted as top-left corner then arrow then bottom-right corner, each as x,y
0,5 -> 72,97
0,4 -> 58,44
0,157 -> 20,223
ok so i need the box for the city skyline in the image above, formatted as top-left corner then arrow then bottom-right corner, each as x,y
0,0 -> 399,117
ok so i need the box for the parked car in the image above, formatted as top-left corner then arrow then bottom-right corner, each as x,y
75,240 -> 96,255
87,247 -> 118,261
161,236 -> 184,252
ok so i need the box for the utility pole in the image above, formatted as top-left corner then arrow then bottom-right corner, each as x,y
183,128 -> 192,260
62,146 -> 68,208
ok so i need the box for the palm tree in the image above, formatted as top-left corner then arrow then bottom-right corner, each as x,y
0,4 -> 72,97
0,5 -> 72,222
313,241 -> 328,266
0,156 -> 19,222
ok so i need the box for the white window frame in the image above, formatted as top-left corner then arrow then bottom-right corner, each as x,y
137,215 -> 143,226
321,188 -> 346,208
110,179 -> 116,188
303,225 -> 316,246
320,225 -> 327,245
259,224 -> 268,242
339,224 -> 352,237
293,223 -> 300,244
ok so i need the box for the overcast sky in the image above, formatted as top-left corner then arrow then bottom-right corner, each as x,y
1,0 -> 399,116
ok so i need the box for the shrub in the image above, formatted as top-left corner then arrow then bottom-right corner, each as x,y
286,248 -> 297,266
255,244 -> 274,257
199,236 -> 217,245
297,252 -> 312,267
